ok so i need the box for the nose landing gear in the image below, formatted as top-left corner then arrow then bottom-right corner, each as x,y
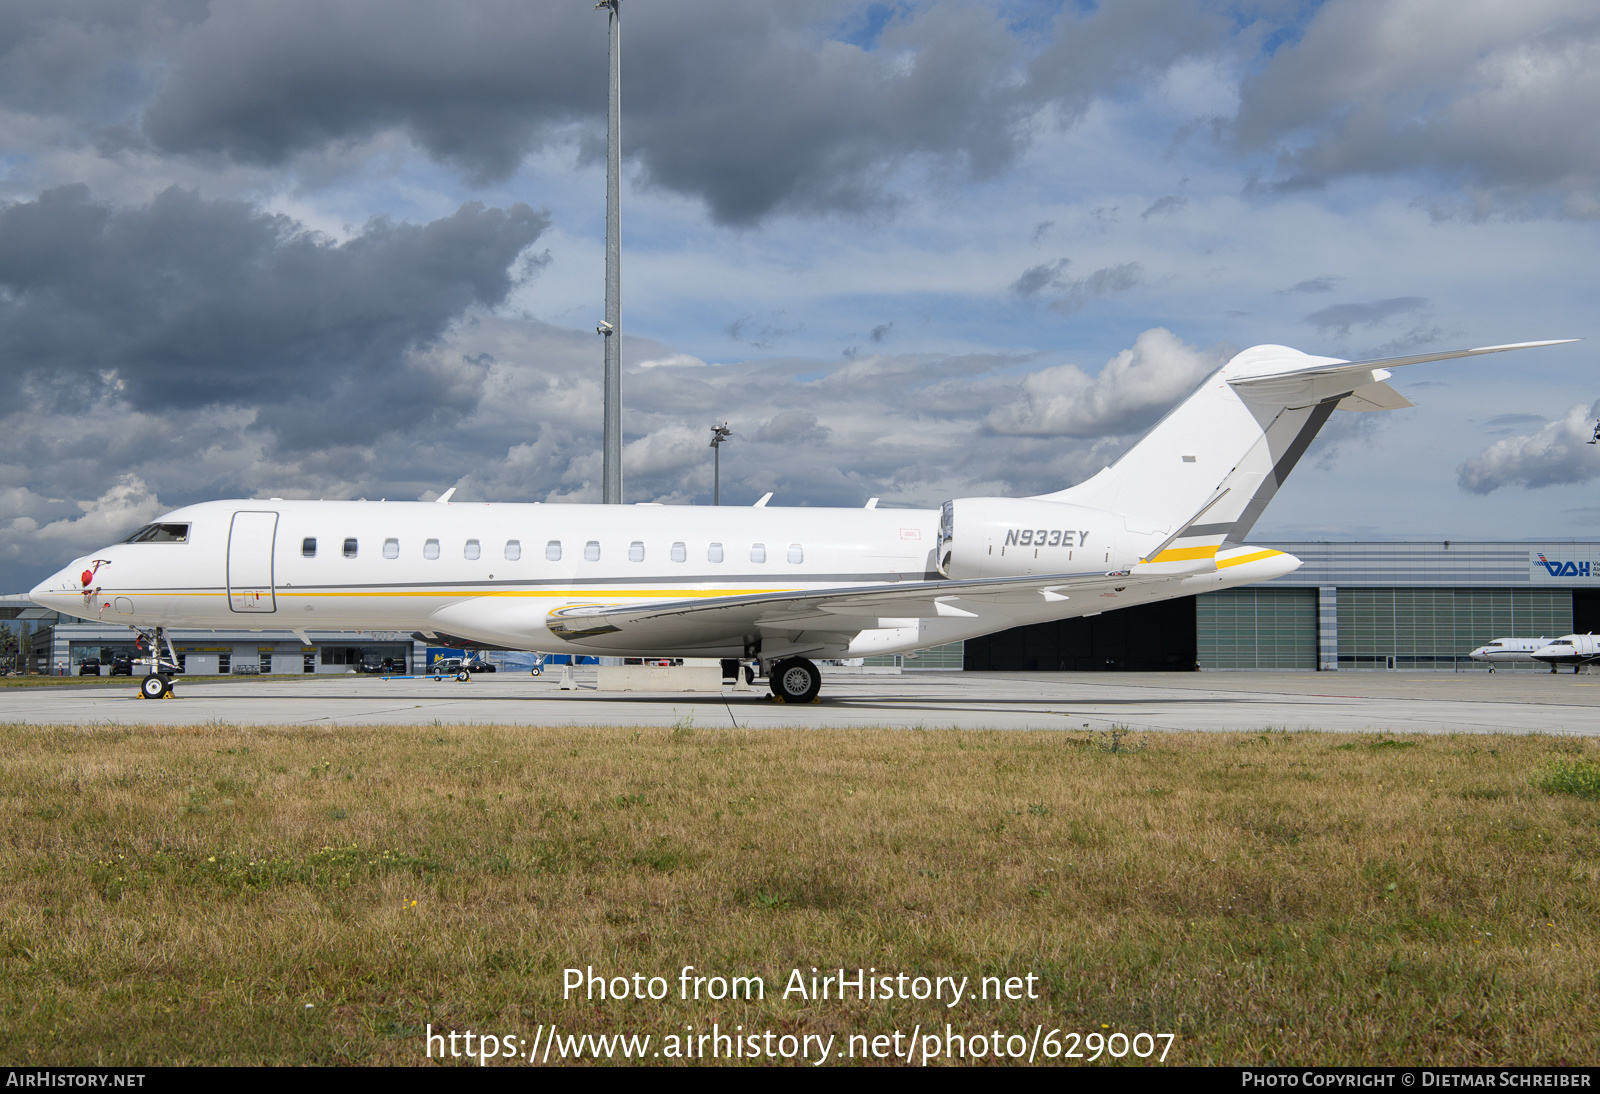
133,625 -> 182,699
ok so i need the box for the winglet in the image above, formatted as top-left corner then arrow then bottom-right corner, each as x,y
436,487 -> 456,504
753,492 -> 773,508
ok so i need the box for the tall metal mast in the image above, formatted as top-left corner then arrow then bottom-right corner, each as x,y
598,0 -> 623,503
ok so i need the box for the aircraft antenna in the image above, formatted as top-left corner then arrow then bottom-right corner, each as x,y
597,0 -> 623,503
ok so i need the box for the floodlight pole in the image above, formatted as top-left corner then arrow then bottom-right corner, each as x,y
710,423 -> 732,505
598,0 -> 623,504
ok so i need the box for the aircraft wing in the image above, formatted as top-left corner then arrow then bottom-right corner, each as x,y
542,563 -> 1204,651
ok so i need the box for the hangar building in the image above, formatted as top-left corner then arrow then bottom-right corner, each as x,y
962,540 -> 1600,672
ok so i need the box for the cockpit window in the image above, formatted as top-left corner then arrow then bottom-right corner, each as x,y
124,523 -> 190,543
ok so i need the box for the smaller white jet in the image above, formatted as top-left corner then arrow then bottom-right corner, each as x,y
1468,637 -> 1550,670
1531,634 -> 1600,673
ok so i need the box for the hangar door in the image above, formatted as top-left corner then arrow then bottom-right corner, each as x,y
228,511 -> 278,613
963,597 -> 1198,671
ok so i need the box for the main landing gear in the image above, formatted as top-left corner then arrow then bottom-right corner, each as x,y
769,657 -> 822,704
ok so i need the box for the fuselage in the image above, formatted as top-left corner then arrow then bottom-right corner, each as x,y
1468,637 -> 1550,663
1531,634 -> 1600,666
28,497 -> 1297,659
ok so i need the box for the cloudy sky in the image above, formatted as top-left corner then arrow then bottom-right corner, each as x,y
3,0 -> 1598,592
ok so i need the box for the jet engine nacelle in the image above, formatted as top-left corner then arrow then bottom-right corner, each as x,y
938,498 -> 1124,579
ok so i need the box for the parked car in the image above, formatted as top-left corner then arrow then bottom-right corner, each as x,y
77,659 -> 101,676
464,658 -> 496,673
109,657 -> 133,676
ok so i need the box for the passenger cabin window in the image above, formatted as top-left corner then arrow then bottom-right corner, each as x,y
505,540 -> 521,561
584,541 -> 601,562
750,543 -> 766,564
124,523 -> 190,543
787,543 -> 803,564
302,537 -> 316,558
628,541 -> 645,562
423,539 -> 440,559
383,538 -> 399,559
546,540 -> 561,561
343,538 -> 358,558
464,539 -> 481,560
708,543 -> 724,563
670,542 -> 686,563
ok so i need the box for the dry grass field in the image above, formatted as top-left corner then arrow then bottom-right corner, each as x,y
0,720 -> 1596,1066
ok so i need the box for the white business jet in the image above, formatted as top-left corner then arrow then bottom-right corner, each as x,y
1468,637 -> 1550,668
1531,634 -> 1600,672
28,340 -> 1571,702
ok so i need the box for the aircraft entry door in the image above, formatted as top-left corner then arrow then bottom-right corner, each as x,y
228,511 -> 278,613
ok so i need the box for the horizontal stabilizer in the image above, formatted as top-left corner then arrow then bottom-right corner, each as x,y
1229,340 -> 1575,406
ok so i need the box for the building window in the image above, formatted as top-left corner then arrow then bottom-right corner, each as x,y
464,539 -> 481,560
343,538 -> 358,558
505,540 -> 522,561
708,542 -> 724,563
383,538 -> 400,559
302,537 -> 316,558
671,542 -> 686,563
546,540 -> 562,561
750,543 -> 766,563
629,541 -> 645,562
585,541 -> 601,562
787,543 -> 803,564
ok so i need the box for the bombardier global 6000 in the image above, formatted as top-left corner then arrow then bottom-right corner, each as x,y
28,340 -> 1571,701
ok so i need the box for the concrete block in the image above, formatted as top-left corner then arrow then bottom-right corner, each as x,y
597,665 -> 724,692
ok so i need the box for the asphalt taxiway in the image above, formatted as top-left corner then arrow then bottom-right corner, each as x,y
4,669 -> 1597,735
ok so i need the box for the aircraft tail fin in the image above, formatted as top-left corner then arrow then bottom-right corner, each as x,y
1036,340 -> 1574,546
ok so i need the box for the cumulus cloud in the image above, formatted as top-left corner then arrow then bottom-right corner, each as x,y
1234,0 -> 1600,217
0,1 -> 1244,226
1457,399 -> 1600,493
0,184 -> 548,449
128,0 -> 1032,223
2,475 -> 166,571
984,328 -> 1224,437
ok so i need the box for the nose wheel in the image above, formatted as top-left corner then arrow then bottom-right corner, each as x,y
139,674 -> 173,699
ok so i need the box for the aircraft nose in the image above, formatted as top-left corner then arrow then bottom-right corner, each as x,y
29,566 -> 83,613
